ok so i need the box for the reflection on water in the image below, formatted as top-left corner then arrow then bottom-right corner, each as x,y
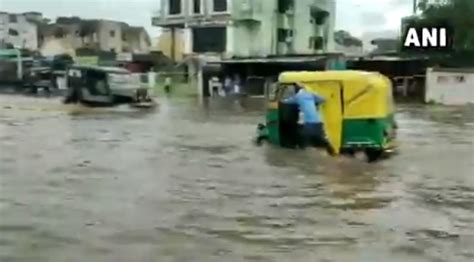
0,95 -> 473,262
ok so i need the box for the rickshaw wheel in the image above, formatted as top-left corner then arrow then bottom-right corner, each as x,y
365,148 -> 383,163
346,149 -> 356,157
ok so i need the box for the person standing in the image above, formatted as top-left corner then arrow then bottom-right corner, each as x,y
210,77 -> 220,97
233,74 -> 241,94
164,76 -> 172,94
224,76 -> 232,96
282,84 -> 335,155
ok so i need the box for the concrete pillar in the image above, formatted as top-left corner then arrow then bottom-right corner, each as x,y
403,78 -> 409,97
226,24 -> 234,58
148,72 -> 156,89
183,27 -> 192,54
170,28 -> 176,62
197,66 -> 203,99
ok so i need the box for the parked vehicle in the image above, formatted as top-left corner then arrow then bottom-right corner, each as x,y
0,49 -> 32,84
0,49 -> 72,92
63,65 -> 155,108
257,70 -> 398,162
24,54 -> 74,92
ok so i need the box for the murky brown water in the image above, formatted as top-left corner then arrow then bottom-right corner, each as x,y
1,94 -> 473,262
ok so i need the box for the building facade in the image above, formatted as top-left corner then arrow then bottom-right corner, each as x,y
152,0 -> 336,59
153,28 -> 186,61
39,17 -> 151,56
0,12 -> 40,50
0,12 -> 150,57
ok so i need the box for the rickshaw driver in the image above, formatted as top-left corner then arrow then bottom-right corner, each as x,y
282,83 -> 336,156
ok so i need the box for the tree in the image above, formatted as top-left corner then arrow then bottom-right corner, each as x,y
334,30 -> 362,47
417,0 -> 474,52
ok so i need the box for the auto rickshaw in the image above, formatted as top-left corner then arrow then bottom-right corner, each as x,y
256,70 -> 397,162
63,65 -> 155,108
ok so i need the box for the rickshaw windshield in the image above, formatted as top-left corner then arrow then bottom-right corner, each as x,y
280,84 -> 297,100
268,83 -> 298,102
267,82 -> 278,101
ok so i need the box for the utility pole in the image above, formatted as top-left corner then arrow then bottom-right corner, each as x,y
413,0 -> 418,14
170,27 -> 176,63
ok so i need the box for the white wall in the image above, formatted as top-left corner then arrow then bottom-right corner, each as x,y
292,0 -> 335,54
183,27 -> 192,54
0,15 -> 7,45
0,13 -> 38,50
325,0 -> 336,52
98,20 -> 123,52
40,38 -> 76,57
293,0 -> 313,54
425,68 -> 474,105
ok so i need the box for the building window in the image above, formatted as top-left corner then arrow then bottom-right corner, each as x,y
110,30 -> 116,37
193,0 -> 201,14
309,36 -> 324,50
8,29 -> 19,36
9,14 -> 18,23
169,0 -> 181,15
110,48 -> 116,53
277,29 -> 293,42
278,0 -> 293,13
312,9 -> 329,25
192,27 -> 226,53
213,0 -> 227,12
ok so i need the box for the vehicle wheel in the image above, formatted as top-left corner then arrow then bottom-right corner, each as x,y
28,86 -> 38,94
345,149 -> 356,157
365,148 -> 383,163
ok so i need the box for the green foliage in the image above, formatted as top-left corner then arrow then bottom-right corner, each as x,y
418,0 -> 474,52
334,30 -> 363,47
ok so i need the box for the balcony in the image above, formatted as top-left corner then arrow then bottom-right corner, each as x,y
231,0 -> 261,22
151,10 -> 186,27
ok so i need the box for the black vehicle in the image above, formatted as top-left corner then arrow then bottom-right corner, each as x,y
24,54 -> 74,92
63,65 -> 155,108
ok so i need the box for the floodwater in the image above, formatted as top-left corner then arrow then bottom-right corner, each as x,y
0,94 -> 473,262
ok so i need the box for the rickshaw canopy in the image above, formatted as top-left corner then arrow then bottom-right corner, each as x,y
278,70 -> 394,119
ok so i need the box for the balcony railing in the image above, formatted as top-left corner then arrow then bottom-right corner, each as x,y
151,9 -> 186,27
232,0 -> 262,22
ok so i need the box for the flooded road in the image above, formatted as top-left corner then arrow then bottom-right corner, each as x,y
1,95 -> 473,262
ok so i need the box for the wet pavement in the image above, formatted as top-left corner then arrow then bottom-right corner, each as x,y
0,94 -> 473,262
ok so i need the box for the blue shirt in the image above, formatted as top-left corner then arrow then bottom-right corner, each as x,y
283,89 -> 325,124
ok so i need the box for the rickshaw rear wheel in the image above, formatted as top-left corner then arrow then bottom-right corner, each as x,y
365,148 -> 383,163
346,149 -> 356,157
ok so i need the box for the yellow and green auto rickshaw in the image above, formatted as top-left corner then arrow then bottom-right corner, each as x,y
256,70 -> 398,162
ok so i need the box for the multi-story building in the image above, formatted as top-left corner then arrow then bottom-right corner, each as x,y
152,0 -> 336,59
0,12 -> 41,50
122,26 -> 151,53
40,17 -> 151,56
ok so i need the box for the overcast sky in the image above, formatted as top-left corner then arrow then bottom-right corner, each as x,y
0,0 -> 413,39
